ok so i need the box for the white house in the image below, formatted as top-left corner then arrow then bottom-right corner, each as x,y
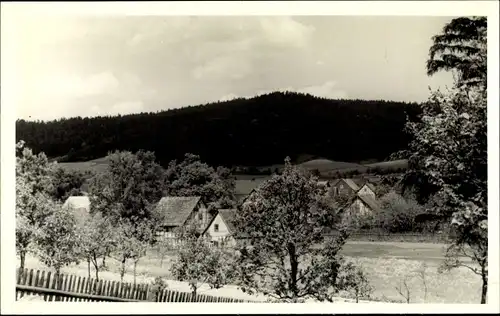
202,209 -> 238,247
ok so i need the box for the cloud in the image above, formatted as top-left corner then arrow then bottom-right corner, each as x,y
38,72 -> 120,99
296,81 -> 348,99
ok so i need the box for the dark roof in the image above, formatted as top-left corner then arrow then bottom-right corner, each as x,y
343,179 -> 361,191
356,194 -> 382,213
155,196 -> 202,227
218,209 -> 238,234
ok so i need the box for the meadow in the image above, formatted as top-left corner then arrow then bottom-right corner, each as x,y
19,241 -> 481,304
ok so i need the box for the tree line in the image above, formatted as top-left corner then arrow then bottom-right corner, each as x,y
16,93 -> 421,168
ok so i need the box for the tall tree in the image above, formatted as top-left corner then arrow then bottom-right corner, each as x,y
34,203 -> 81,280
88,150 -> 165,222
427,16 -> 487,88
15,141 -> 56,270
50,166 -> 88,202
164,153 -> 236,213
233,158 -> 360,302
170,225 -> 236,297
77,211 -> 116,281
403,82 -> 487,302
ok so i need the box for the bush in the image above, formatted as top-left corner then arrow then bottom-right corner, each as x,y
375,191 -> 423,233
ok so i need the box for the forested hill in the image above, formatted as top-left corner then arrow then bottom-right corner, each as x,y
16,92 -> 421,167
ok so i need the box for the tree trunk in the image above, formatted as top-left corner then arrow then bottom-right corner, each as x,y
87,258 -> 91,278
481,268 -> 487,304
19,251 -> 26,272
102,256 -> 107,270
133,260 -> 137,286
120,257 -> 126,282
288,243 -> 299,299
92,254 -> 100,282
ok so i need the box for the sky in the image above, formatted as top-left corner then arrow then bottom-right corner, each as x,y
12,15 -> 456,121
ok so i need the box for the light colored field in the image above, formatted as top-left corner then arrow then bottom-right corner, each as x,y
18,241 -> 482,303
56,157 -> 110,174
363,159 -> 408,170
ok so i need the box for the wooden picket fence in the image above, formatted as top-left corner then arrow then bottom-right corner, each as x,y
16,268 -> 256,303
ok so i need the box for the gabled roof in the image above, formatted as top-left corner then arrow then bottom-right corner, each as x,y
355,194 -> 382,213
62,196 -> 90,223
155,196 -> 202,227
317,180 -> 330,187
234,179 -> 267,195
203,208 -> 238,235
361,182 -> 376,192
63,196 -> 90,210
342,178 -> 361,191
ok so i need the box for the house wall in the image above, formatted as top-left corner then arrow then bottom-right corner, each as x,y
351,198 -> 372,216
332,180 -> 356,197
185,203 -> 210,229
358,185 -> 376,199
204,214 -> 236,247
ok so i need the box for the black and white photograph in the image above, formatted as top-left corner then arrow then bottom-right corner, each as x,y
1,1 -> 499,314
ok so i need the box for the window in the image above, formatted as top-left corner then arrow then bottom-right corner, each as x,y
214,224 -> 219,232
198,212 -> 203,220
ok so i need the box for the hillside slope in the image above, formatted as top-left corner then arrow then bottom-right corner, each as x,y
16,92 -> 420,168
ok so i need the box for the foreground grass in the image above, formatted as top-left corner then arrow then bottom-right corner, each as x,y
18,242 -> 481,303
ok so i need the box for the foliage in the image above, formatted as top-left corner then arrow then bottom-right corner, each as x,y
427,16 -> 487,88
15,141 -> 57,269
402,20 -> 488,302
88,150 -> 165,223
111,219 -> 148,282
170,225 -> 236,296
234,158 -> 358,302
50,166 -> 88,202
149,276 -> 169,301
337,261 -> 374,303
164,153 -> 236,213
376,191 -> 423,233
77,211 -> 116,281
16,92 -> 421,168
33,203 -> 81,277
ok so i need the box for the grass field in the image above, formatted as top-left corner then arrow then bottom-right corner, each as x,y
18,241 -> 482,303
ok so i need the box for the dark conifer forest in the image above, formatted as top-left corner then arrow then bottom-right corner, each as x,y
15,92 -> 421,167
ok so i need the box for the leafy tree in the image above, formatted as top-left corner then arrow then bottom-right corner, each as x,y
51,166 -> 88,202
88,150 -> 165,222
337,261 -> 374,303
427,16 -> 487,88
376,191 -> 423,233
170,225 -> 236,297
164,153 -> 236,214
77,212 -> 116,281
33,203 -> 80,279
111,219 -> 149,284
402,79 -> 487,301
233,158 -> 357,302
15,141 -> 56,270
